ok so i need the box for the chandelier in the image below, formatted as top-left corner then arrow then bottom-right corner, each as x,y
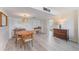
22,15 -> 28,23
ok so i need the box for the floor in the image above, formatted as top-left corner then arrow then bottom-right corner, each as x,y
4,31 -> 79,51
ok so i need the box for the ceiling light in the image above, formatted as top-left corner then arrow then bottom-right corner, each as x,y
21,15 -> 28,23
16,13 -> 31,17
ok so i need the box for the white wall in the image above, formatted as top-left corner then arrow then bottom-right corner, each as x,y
61,17 -> 74,40
61,11 -> 78,43
78,13 -> 79,43
40,19 -> 48,33
73,10 -> 78,43
12,18 -> 41,30
0,15 -> 9,50
0,26 -> 9,50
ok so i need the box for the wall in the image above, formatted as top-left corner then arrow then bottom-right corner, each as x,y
0,28 -> 9,50
78,12 -> 79,43
73,10 -> 78,43
61,17 -> 74,40
0,15 -> 9,50
40,19 -> 48,33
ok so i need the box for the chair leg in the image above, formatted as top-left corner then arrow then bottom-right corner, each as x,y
15,38 -> 17,47
31,40 -> 33,47
23,43 -> 26,50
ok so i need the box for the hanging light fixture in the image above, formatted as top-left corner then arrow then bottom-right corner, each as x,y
22,15 -> 28,23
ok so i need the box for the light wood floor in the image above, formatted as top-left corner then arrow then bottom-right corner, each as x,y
4,32 -> 79,51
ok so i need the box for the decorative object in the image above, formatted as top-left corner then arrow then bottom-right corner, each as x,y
58,18 -> 66,29
59,24 -> 62,29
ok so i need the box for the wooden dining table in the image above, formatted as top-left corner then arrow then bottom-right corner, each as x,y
16,30 -> 34,40
15,30 -> 34,47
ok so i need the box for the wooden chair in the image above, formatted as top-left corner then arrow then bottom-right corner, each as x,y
22,34 -> 34,49
15,34 -> 23,47
16,32 -> 34,49
34,26 -> 42,33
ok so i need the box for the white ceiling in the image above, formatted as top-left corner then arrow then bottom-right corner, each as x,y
50,7 -> 79,15
0,7 -> 53,20
0,7 -> 79,20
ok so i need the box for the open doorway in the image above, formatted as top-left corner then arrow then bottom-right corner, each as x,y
47,19 -> 54,40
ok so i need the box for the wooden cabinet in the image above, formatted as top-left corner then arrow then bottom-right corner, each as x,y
53,29 -> 69,41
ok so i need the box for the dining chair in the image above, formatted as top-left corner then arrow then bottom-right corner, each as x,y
22,34 -> 34,49
16,33 -> 34,49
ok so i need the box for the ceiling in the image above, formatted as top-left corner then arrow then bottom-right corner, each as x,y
50,7 -> 79,15
0,7 -> 79,20
0,7 -> 53,20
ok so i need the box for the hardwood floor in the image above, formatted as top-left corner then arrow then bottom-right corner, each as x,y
4,31 -> 79,51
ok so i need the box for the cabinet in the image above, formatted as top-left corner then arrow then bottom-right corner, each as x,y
53,29 -> 69,41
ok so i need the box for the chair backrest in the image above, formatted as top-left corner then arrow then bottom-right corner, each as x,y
13,28 -> 26,35
34,26 -> 41,29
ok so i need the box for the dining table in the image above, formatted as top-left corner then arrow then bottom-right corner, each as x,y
16,30 -> 34,40
15,30 -> 34,47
